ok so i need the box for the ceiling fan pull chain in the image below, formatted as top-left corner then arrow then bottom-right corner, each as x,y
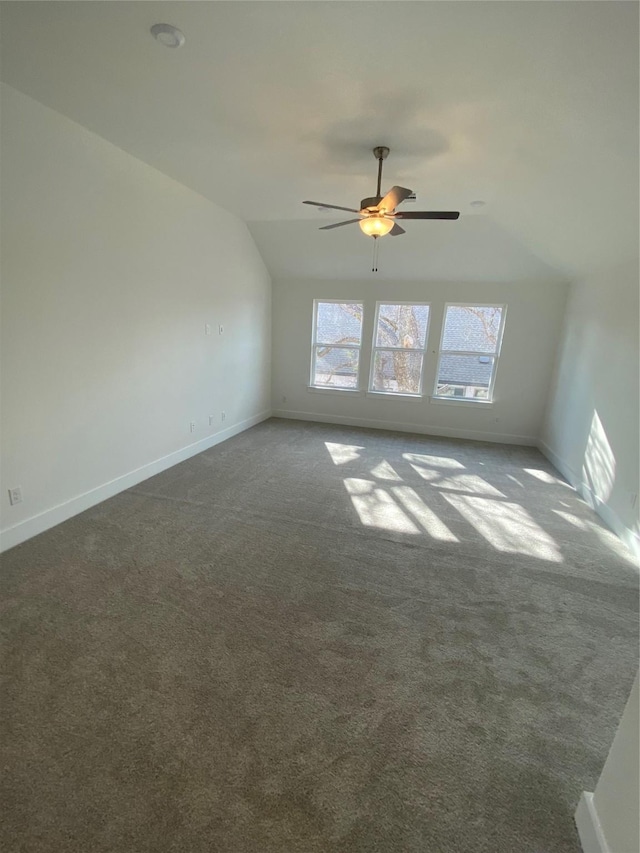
372,235 -> 379,272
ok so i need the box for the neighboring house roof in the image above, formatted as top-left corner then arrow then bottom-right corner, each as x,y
438,354 -> 493,387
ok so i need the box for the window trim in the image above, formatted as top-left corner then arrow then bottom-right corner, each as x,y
368,301 -> 431,397
310,299 -> 364,391
433,302 -> 507,403
307,386 -> 362,396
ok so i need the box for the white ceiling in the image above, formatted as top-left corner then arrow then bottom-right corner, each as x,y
2,1 -> 638,281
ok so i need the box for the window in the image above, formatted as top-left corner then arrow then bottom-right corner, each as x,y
369,303 -> 430,396
434,304 -> 506,401
310,301 -> 363,389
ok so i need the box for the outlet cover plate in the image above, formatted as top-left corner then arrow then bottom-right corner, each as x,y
8,487 -> 22,506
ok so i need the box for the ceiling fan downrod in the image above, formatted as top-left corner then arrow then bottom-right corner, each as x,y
372,146 -> 390,202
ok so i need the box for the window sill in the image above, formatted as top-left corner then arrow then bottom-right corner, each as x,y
366,391 -> 423,401
430,396 -> 493,408
307,385 -> 363,396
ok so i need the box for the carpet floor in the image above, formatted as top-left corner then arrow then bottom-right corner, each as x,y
1,418 -> 638,853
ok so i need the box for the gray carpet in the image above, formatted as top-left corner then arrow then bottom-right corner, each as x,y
1,418 -> 638,853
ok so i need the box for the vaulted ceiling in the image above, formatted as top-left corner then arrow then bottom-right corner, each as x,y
2,1 -> 638,281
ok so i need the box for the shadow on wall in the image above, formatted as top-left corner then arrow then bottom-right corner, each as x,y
315,85 -> 450,178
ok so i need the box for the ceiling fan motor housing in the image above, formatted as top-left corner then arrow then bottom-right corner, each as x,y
360,196 -> 382,213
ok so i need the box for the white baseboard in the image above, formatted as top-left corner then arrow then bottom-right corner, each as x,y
271,408 -> 537,446
0,410 -> 272,553
538,439 -> 640,563
575,792 -> 611,853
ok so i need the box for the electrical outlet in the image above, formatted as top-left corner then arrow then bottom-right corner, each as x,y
221,411 -> 226,422
218,324 -> 224,335
190,422 -> 196,433
209,415 -> 214,426
8,486 -> 22,506
205,323 -> 211,336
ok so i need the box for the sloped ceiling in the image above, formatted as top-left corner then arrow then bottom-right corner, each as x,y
1,1 -> 638,281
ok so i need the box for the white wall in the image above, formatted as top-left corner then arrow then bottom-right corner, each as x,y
575,672 -> 639,853
540,260 -> 640,557
592,671 -> 640,853
272,277 -> 567,445
0,85 -> 271,550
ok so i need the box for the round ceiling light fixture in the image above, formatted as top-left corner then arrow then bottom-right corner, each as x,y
150,23 -> 185,48
359,216 -> 394,237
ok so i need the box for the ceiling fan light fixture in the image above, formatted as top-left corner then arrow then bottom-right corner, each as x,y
359,216 -> 394,237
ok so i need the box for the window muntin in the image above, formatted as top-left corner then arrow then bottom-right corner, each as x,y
311,301 -> 363,389
369,303 -> 430,395
435,304 -> 505,401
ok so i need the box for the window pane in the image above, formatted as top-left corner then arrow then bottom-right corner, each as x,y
371,350 -> 424,394
375,303 -> 429,348
442,306 -> 502,353
316,302 -> 363,345
436,354 -> 495,398
313,346 -> 360,388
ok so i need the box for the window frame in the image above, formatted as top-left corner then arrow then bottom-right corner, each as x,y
368,301 -> 431,398
433,302 -> 507,403
310,299 -> 364,392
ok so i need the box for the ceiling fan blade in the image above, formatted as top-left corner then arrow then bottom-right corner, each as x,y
394,211 -> 460,220
389,222 -> 406,236
378,186 -> 413,212
319,219 -> 362,230
303,200 -> 361,214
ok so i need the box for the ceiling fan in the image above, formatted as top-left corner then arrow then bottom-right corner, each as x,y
303,146 -> 460,238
